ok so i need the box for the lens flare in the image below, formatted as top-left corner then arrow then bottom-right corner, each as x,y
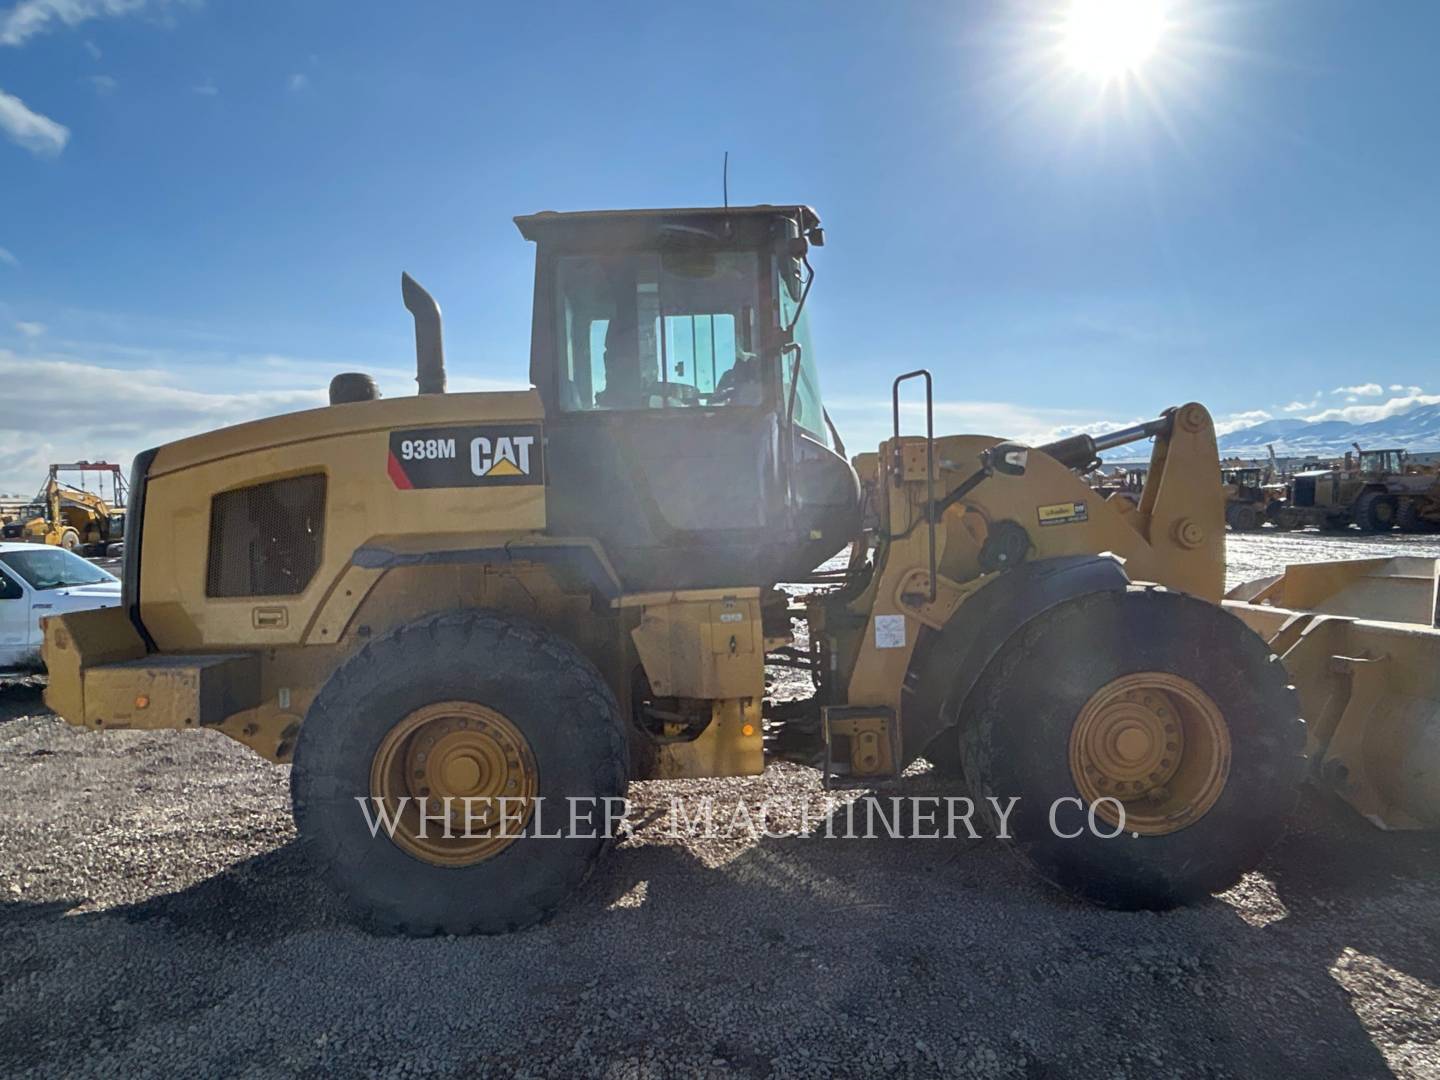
1063,0 -> 1167,79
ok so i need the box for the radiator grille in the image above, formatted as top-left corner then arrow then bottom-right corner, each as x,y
206,474 -> 326,598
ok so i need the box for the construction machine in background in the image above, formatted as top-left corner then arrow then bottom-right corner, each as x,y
1220,465 -> 1270,531
1268,446 -> 1439,533
1086,464 -> 1147,505
1,463 -> 128,555
37,205 -> 1438,936
1348,446 -> 1440,533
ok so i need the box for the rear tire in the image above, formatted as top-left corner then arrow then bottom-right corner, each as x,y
1354,491 -> 1397,532
292,610 -> 629,935
59,528 -> 80,551
959,588 -> 1304,910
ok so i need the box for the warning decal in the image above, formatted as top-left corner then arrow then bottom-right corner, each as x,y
387,425 -> 544,489
1037,500 -> 1088,527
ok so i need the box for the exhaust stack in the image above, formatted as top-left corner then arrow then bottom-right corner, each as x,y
402,272 -> 446,395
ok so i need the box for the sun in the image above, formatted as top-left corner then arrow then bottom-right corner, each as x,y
1062,0 -> 1167,79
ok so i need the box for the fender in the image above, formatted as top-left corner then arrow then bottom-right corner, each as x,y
352,539 -> 622,600
905,555 -> 1131,763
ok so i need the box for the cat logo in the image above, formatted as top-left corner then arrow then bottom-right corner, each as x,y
471,435 -> 534,477
388,424 -> 544,489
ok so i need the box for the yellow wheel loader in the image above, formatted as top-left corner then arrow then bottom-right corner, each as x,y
1220,466 -> 1270,531
39,206 -> 1439,935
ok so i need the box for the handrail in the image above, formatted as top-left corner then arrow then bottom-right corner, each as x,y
892,369 -> 936,603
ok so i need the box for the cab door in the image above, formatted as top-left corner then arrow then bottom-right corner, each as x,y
546,406 -> 785,591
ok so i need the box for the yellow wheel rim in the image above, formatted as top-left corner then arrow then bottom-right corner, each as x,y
1069,672 -> 1230,836
369,701 -> 538,866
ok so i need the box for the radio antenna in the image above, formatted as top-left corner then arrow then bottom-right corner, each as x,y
723,151 -> 729,208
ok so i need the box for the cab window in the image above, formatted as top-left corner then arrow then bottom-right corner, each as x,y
555,252 -> 762,411
776,257 -> 831,448
0,568 -> 23,600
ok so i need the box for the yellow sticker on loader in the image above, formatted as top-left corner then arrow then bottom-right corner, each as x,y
1037,501 -> 1088,527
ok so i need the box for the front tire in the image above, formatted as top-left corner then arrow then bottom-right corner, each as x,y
292,610 -> 628,935
1397,499 -> 1425,533
959,588 -> 1304,910
1227,503 -> 1261,531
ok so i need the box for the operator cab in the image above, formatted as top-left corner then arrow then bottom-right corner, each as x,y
516,206 -> 860,591
1222,467 -> 1264,495
1357,449 -> 1406,475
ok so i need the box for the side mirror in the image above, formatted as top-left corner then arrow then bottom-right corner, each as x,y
986,442 -> 1029,477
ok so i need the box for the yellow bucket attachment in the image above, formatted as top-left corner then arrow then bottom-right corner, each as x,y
1225,557 -> 1440,830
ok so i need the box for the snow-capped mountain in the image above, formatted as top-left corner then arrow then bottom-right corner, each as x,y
1217,403 -> 1440,456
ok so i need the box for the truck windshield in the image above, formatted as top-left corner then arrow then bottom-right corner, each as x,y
554,251 -> 762,411
0,548 -> 116,591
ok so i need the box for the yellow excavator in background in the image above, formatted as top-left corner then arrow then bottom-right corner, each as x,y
1,462 -> 128,556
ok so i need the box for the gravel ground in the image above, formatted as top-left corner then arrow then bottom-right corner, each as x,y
3,532 -> 1439,1079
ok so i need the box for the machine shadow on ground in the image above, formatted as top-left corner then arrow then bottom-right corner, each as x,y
1,777 -> 1433,1078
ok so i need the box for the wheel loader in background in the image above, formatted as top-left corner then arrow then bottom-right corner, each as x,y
39,206 -> 1440,935
1220,465 -> 1270,531
1,462 -> 127,554
1347,447 -> 1440,532
1269,446 -> 1439,533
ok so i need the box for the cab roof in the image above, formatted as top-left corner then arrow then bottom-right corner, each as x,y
514,205 -> 820,252
515,204 -> 818,236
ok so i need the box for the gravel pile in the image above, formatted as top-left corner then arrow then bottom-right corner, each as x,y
2,533 -> 1439,1078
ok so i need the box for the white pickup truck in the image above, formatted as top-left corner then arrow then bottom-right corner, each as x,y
0,543 -> 121,674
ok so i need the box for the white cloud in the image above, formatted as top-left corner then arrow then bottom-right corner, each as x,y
192,78 -> 217,96
1214,410 -> 1273,436
287,72 -> 308,92
0,0 -> 152,47
1331,383 -> 1383,397
0,87 -> 69,156
0,345 -> 529,492
1281,399 -> 1317,412
0,246 -> 17,267
1305,390 -> 1440,425
14,320 -> 44,337
83,38 -> 100,58
0,348 -> 329,491
826,396 -> 1147,457
88,73 -> 117,95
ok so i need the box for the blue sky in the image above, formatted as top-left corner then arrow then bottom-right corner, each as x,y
2,0 -> 1438,493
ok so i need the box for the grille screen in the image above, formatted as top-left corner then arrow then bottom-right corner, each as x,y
206,474 -> 326,598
